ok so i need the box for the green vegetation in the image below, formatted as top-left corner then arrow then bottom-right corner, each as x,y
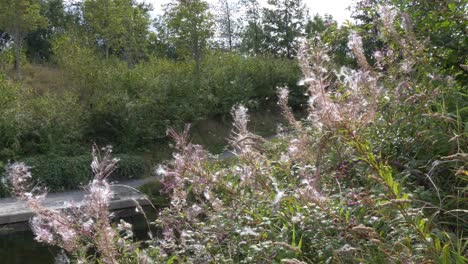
0,54 -> 299,157
0,0 -> 467,262
0,0 -> 305,167
0,154 -> 146,196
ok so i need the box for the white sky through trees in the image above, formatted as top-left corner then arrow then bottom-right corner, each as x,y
140,0 -> 354,24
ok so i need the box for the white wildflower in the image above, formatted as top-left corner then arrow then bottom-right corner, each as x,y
239,227 -> 260,237
155,165 -> 167,177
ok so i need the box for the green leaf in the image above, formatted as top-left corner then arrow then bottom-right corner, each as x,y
441,243 -> 451,264
448,3 -> 456,11
292,224 -> 296,247
167,255 -> 179,264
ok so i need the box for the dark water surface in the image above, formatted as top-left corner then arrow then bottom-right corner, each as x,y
0,231 -> 58,264
0,229 -> 56,264
0,208 -> 157,264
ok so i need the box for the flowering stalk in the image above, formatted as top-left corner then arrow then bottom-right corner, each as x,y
7,145 -> 122,264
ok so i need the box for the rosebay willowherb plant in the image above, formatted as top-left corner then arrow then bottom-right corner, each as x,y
7,145 -> 154,263
8,3 -> 466,263
150,4 -> 466,264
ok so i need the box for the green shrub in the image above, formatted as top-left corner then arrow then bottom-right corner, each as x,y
113,154 -> 147,180
81,53 -> 301,150
0,86 -> 87,160
20,154 -> 147,192
23,155 -> 91,191
0,160 -> 8,197
2,40 -> 302,157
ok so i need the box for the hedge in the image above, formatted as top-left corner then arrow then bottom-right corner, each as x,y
1,154 -> 147,195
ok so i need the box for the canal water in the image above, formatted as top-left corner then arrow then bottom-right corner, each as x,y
0,229 -> 55,263
0,207 -> 158,264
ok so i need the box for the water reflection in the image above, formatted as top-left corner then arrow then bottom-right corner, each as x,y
0,229 -> 56,264
0,207 -> 157,264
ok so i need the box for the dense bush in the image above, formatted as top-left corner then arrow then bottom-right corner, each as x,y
22,155 -> 92,192
9,154 -> 147,193
0,34 -> 302,159
51,42 -> 302,151
113,154 -> 148,180
0,74 -> 87,160
201,53 -> 302,114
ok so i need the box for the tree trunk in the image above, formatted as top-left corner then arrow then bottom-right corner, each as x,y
253,23 -> 258,54
226,1 -> 232,51
123,50 -> 132,68
195,49 -> 201,78
193,26 -> 201,78
284,1 -> 291,58
14,34 -> 22,79
105,44 -> 109,60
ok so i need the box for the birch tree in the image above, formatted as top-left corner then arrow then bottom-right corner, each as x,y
163,0 -> 214,76
262,0 -> 306,57
216,0 -> 240,51
0,0 -> 47,78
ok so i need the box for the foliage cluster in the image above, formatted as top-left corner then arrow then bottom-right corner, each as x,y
53,40 -> 300,150
0,43 -> 299,161
1,153 -> 147,197
351,0 -> 467,82
0,75 -> 86,160
0,0 -> 46,77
